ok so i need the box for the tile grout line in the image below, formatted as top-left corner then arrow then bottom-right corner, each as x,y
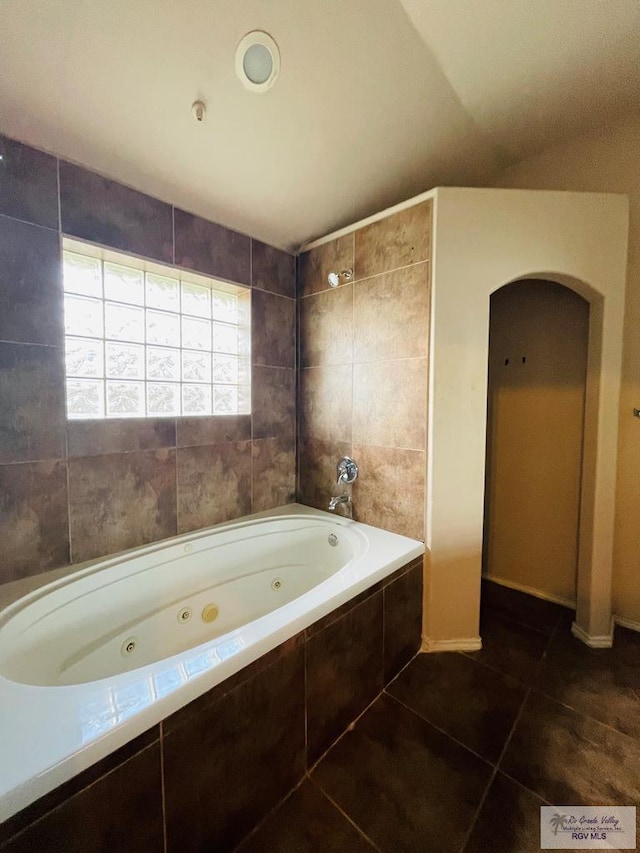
295,254 -> 300,501
304,650 -> 419,779
457,686 -> 532,853
377,643 -> 423,693
498,768 -> 554,806
475,605 -> 638,741
0,339 -> 62,349
159,721 -> 168,853
304,692 -> 379,775
458,646 -> 542,688
308,776 -> 384,853
171,205 -> 175,265
351,258 -> 430,287
174,426 -> 180,535
251,283 -> 296,301
481,601 -> 640,745
300,355 -> 430,369
230,774 -> 309,853
306,587 -> 381,642
299,651 -> 428,853
232,599 -> 634,850
0,456 -> 69,467
303,639 -> 308,768
293,259 -> 299,504
57,155 -> 75,567
382,690 -> 491,767
0,737 -> 161,850
0,210 -> 60,234
526,685 -> 640,742
381,586 -> 386,676
297,257 -> 430,298
249,269 -> 255,513
253,363 -> 294,371
352,230 -> 356,283
350,229 -> 354,455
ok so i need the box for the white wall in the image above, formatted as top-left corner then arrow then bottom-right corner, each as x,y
492,116 -> 640,628
424,187 -> 628,648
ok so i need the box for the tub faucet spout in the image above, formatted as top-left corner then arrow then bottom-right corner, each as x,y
328,493 -> 351,512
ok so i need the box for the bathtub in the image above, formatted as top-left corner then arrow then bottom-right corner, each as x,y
0,503 -> 423,822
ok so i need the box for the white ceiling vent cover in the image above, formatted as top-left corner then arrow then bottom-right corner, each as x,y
235,31 -> 280,93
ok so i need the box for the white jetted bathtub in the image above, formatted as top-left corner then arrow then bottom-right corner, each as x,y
0,503 -> 424,822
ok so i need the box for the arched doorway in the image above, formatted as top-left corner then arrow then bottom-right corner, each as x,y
422,187 -> 627,652
483,279 -> 589,610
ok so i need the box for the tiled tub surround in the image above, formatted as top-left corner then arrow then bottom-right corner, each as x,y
0,133 -> 296,585
297,201 -> 431,541
0,534 -> 423,852
237,581 -> 640,853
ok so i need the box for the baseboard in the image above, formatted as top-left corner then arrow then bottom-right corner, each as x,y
421,636 -> 483,653
613,614 -> 640,634
483,573 -> 575,610
485,575 -> 640,639
571,621 -> 614,648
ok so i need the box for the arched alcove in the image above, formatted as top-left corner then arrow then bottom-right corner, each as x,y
483,277 -> 592,621
423,188 -> 628,651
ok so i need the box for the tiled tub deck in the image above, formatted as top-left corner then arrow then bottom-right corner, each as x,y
0,558 -> 423,852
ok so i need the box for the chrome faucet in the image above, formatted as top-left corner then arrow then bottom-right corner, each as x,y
328,493 -> 351,512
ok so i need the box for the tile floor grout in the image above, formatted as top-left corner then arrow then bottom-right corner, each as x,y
230,774 -> 309,853
471,609 -> 640,743
312,638 -> 424,771
234,648 -> 423,852
382,689 -> 493,767
308,776 -> 384,852
234,583 -> 640,852
386,672 -> 566,850
458,685 -> 532,853
459,643 -> 547,685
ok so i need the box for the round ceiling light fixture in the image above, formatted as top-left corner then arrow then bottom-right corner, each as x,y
235,30 -> 280,93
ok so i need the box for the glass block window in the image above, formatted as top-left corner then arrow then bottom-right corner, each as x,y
62,240 -> 251,419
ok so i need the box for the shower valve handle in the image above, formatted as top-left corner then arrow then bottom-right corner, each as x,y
336,456 -> 358,485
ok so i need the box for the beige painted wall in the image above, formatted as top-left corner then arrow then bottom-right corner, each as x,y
484,280 -> 589,604
427,187 -> 628,647
493,117 -> 640,627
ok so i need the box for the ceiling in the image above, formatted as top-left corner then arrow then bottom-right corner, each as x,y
0,0 -> 638,251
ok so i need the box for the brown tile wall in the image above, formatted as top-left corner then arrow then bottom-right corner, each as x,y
297,201 -> 432,539
0,133 -> 296,584
0,557 -> 422,852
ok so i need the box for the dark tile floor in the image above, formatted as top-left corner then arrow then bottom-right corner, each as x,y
236,580 -> 640,853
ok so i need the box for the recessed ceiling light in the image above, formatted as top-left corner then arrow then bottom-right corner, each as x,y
235,31 -> 280,93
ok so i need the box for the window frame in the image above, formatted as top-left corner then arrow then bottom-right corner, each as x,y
61,237 -> 251,421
